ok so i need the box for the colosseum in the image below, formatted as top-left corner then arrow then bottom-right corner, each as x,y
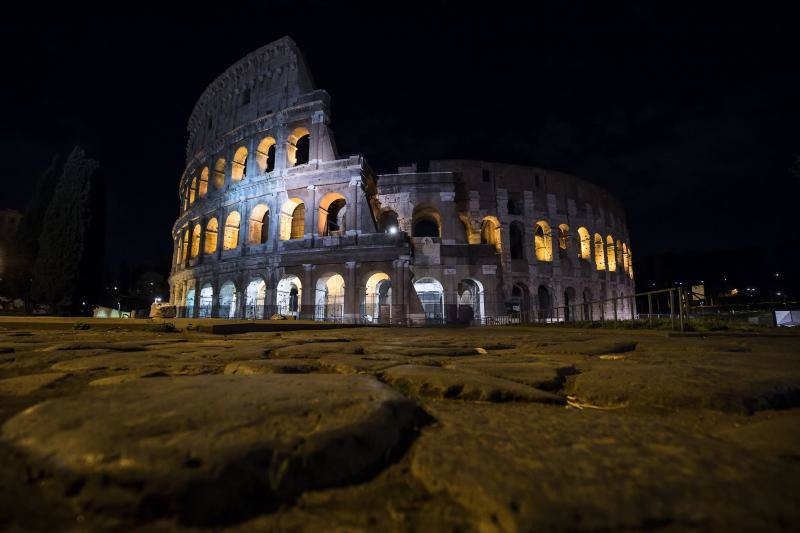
169,37 -> 636,325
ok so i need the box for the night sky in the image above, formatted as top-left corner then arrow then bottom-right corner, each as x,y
2,3 -> 798,282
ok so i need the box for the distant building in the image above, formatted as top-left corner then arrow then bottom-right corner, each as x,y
169,37 -> 635,324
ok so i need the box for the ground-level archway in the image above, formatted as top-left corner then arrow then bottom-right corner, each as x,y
198,284 -> 214,318
563,286 -> 576,321
244,278 -> 266,319
414,277 -> 444,321
538,285 -> 552,321
276,276 -> 302,318
363,272 -> 391,323
218,281 -> 238,319
185,287 -> 196,318
457,278 -> 485,323
315,273 -> 345,321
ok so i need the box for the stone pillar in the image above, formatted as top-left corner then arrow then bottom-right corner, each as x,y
347,174 -> 362,235
443,267 -> 457,322
345,261 -> 358,323
216,207 -> 226,260
301,264 -> 315,320
196,219 -> 206,264
239,202 -> 248,255
392,259 -> 404,324
210,279 -> 220,319
264,268 -> 276,319
439,191 -> 456,244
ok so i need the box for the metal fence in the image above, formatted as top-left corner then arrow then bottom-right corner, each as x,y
174,287 -> 702,330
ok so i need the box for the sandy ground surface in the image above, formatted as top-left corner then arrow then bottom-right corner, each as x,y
0,321 -> 798,531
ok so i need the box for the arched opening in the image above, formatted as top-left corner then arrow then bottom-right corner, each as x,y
256,136 -> 276,173
276,276 -> 302,318
318,193 -> 347,236
509,221 -> 525,260
458,278 -> 485,323
564,286 -> 577,321
578,227 -> 591,260
538,285 -> 552,321
218,281 -> 238,319
594,233 -> 606,270
622,243 -> 630,274
213,158 -> 226,189
458,214 -> 474,244
198,167 -> 209,197
244,279 -> 266,319
279,198 -> 305,240
223,211 -> 240,250
558,224 -> 570,254
181,229 -> 190,264
480,216 -> 502,252
606,235 -> 616,271
582,288 -> 593,320
378,210 -> 399,234
510,283 -> 530,315
198,284 -> 214,318
231,147 -> 248,181
626,246 -> 634,279
315,273 -> 345,321
248,204 -> 270,244
288,127 -> 311,166
185,287 -> 196,318
190,224 -> 201,258
412,204 -> 441,238
534,221 -> 553,261
175,237 -> 182,265
204,218 -> 218,254
364,272 -> 391,323
413,277 -> 444,321
189,178 -> 197,205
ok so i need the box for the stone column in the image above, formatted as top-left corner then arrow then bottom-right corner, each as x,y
301,264 -> 315,320
196,219 -> 206,264
216,207 -> 226,260
345,261 -> 358,323
210,279 -> 220,319
439,191 -> 456,244
443,267 -> 457,323
392,259 -> 405,325
347,174 -> 362,235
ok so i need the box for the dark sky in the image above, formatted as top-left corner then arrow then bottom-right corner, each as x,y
2,2 -> 798,275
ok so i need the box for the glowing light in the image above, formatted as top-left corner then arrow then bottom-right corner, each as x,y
388,226 -> 398,235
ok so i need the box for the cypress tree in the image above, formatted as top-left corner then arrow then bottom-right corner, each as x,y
8,154 -> 60,299
31,147 -> 99,313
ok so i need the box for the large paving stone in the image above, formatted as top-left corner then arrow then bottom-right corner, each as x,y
223,359 -> 318,374
0,372 -> 68,395
411,402 -> 800,531
445,360 -> 578,391
2,374 -> 420,525
50,353 -> 221,376
381,364 -> 564,404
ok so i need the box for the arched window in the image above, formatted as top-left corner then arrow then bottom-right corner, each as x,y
509,221 -> 524,259
248,204 -> 270,244
213,158 -> 226,189
318,193 -> 347,236
594,233 -> 606,270
190,224 -> 201,258
256,137 -> 276,173
288,127 -> 310,166
244,278 -> 267,319
606,235 -> 616,271
181,229 -> 190,263
458,278 -> 485,322
558,224 -> 570,251
622,243 -> 630,274
198,167 -> 209,197
204,218 -> 218,254
223,211 -> 241,250
198,284 -> 214,318
534,221 -> 553,261
189,177 -> 197,205
279,198 -> 305,240
232,147 -> 248,181
538,285 -> 552,320
577,227 -> 591,260
480,216 -> 501,252
379,210 -> 399,233
412,204 -> 441,238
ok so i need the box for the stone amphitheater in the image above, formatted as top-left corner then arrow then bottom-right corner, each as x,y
169,36 -> 635,324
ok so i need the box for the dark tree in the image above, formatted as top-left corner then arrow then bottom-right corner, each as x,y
7,154 -> 61,299
31,147 -> 102,313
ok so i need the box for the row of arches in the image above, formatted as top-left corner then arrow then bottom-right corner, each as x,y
398,203 -> 633,278
178,271 -> 394,323
180,127 -> 311,212
175,192 -> 349,264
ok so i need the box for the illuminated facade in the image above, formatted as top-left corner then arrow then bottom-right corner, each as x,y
169,37 -> 635,323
